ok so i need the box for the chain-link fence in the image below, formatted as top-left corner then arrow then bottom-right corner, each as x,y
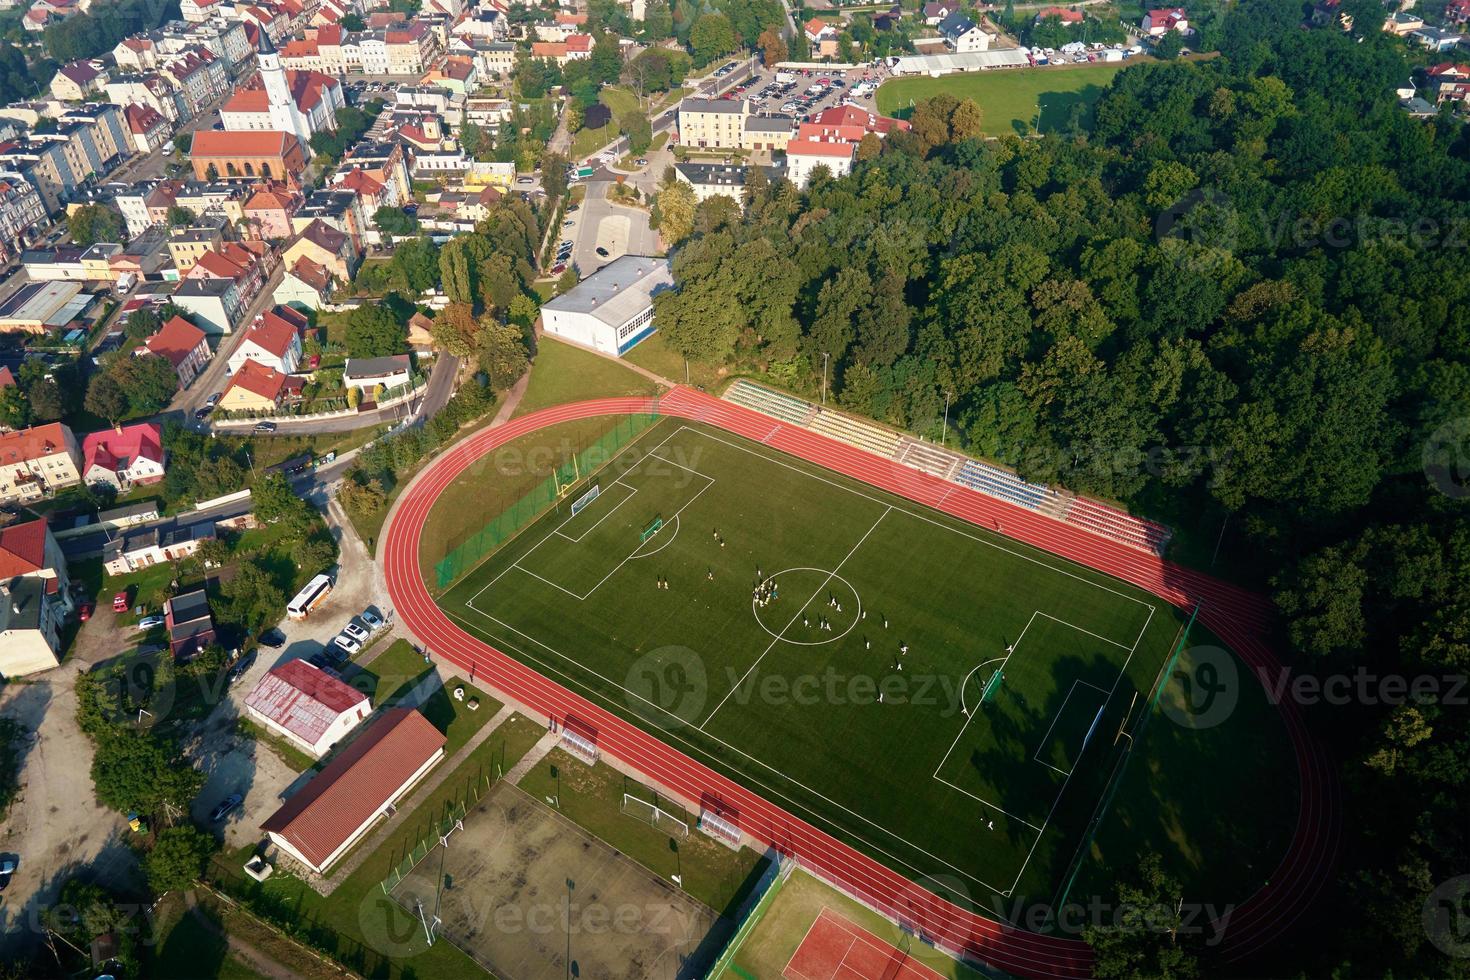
433,412 -> 661,589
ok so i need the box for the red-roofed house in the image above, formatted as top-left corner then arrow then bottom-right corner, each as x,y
261,707 -> 445,872
564,33 -> 594,59
228,307 -> 304,375
0,366 -> 14,391
0,422 -> 82,503
0,517 -> 73,676
1035,5 -> 1084,24
140,316 -> 210,387
1142,6 -> 1189,34
187,248 -> 265,310
81,423 -> 166,491
245,183 -> 302,240
219,359 -> 304,413
804,17 -> 839,57
786,139 -> 857,188
221,69 -> 345,142
245,659 -> 372,756
1449,0 -> 1470,25
809,104 -> 911,136
124,103 -> 170,154
531,40 -> 568,61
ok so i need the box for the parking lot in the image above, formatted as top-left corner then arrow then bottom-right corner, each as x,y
727,64 -> 889,125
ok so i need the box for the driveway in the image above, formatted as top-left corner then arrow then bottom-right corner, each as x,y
0,661 -> 137,959
185,490 -> 396,851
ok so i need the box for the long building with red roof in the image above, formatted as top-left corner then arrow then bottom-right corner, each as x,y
261,707 -> 444,872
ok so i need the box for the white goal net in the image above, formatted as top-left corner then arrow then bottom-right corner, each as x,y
621,793 -> 690,837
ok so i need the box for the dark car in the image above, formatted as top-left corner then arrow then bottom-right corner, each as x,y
209,794 -> 243,822
258,628 -> 285,648
253,421 -> 277,433
551,263 -> 567,274
193,406 -> 212,421
226,650 -> 255,684
596,246 -> 610,257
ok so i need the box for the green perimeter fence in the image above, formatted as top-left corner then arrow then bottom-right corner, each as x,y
433,412 -> 661,589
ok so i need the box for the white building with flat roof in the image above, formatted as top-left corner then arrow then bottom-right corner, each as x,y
540,255 -> 673,357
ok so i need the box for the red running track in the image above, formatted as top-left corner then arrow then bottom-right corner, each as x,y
382,388 -> 1338,979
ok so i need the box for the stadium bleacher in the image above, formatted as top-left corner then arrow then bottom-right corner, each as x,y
723,379 -> 815,426
898,439 -> 959,479
719,380 -> 1172,554
955,460 -> 1049,510
809,408 -> 902,458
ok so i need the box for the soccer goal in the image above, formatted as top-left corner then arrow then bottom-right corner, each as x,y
570,483 -> 601,516
622,793 -> 690,837
980,667 -> 1004,705
640,515 -> 664,543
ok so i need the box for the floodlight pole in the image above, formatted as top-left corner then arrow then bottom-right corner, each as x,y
821,352 -> 829,404
941,391 -> 951,445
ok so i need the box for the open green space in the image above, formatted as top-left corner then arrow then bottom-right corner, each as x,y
877,62 -> 1129,136
514,334 -> 661,418
433,418 -> 1189,912
571,85 -> 644,158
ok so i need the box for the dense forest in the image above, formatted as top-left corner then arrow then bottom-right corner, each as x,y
652,0 -> 1470,974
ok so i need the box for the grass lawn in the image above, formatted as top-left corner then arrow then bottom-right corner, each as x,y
220,425 -> 381,472
150,897 -> 266,980
877,62 -> 1130,136
518,746 -> 770,917
513,335 -> 661,419
720,868 -> 989,980
571,86 -> 644,158
345,639 -> 499,756
206,713 -> 549,980
434,417 -> 1206,914
623,331 -> 725,390
417,415 -> 641,583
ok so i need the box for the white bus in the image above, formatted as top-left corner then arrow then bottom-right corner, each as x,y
287,574 -> 333,620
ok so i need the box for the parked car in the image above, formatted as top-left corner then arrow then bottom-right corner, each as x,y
78,602 -> 93,622
209,794 -> 243,822
136,615 -> 164,631
226,650 -> 255,684
342,622 -> 369,644
307,652 -> 334,671
113,591 -> 129,612
193,406 -> 212,421
635,157 -> 648,166
596,246 -> 610,257
254,421 -> 277,433
332,634 -> 362,657
563,219 -> 575,227
551,263 -> 567,275
361,610 -> 384,631
258,628 -> 285,648
0,857 -> 15,891
516,176 -> 535,184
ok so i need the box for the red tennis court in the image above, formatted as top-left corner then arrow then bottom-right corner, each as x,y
785,908 -> 948,980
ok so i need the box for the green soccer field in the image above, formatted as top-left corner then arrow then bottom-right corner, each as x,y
876,63 -> 1130,136
437,419 -> 1186,905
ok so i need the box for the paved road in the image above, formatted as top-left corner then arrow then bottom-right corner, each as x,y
166,262 -> 286,418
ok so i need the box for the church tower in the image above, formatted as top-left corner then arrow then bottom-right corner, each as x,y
258,33 -> 311,146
